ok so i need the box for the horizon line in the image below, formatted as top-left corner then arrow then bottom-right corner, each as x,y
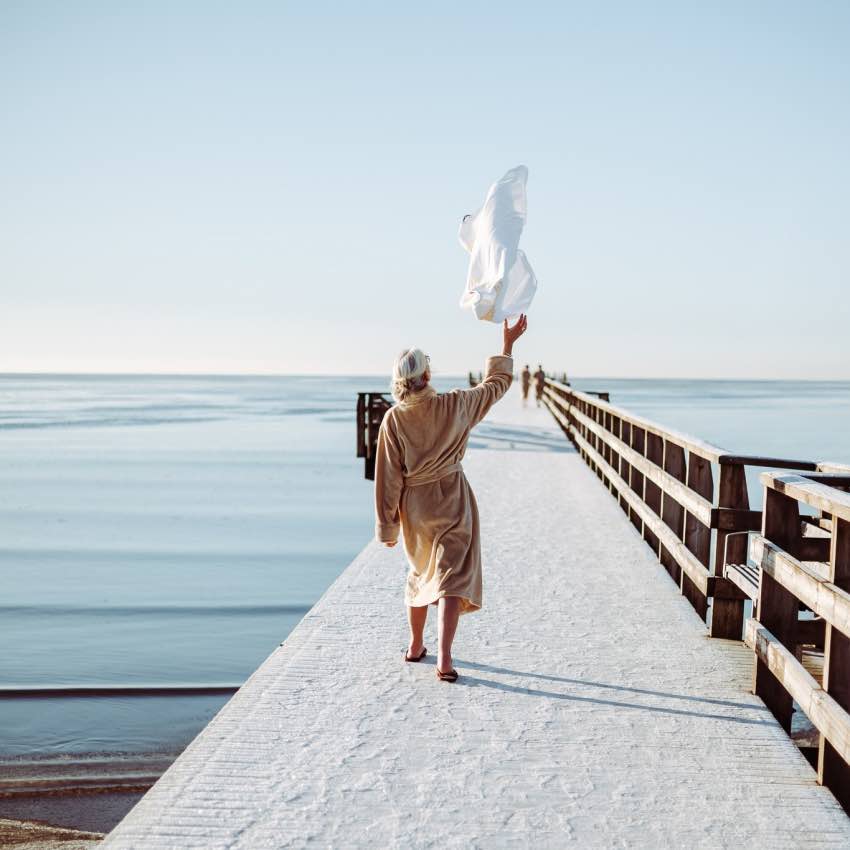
1,371 -> 849,383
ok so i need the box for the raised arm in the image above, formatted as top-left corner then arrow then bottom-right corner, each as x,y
461,314 -> 529,427
374,413 -> 404,546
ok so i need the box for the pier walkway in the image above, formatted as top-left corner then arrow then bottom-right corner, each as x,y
103,387 -> 850,848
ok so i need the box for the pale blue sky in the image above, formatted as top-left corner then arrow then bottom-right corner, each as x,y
1,2 -> 848,377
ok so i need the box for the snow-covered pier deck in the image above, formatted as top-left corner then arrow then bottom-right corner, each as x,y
103,386 -> 850,848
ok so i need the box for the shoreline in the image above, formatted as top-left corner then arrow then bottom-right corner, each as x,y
0,752 -> 178,838
0,816 -> 102,848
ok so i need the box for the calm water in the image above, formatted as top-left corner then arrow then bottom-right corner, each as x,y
1,375 -> 848,762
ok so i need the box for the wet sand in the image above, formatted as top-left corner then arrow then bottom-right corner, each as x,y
0,816 -> 102,847
0,752 -> 176,838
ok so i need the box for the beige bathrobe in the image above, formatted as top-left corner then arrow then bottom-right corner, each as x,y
374,355 -> 513,614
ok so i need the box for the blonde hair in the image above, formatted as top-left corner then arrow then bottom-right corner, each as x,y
391,348 -> 430,402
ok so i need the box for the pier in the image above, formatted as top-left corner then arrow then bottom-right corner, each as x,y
101,383 -> 850,848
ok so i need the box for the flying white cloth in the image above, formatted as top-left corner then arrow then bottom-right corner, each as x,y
458,165 -> 538,323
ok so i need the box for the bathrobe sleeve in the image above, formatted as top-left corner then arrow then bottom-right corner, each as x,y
461,355 -> 514,428
374,412 -> 404,543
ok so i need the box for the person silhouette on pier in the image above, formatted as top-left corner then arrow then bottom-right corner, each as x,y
374,315 -> 528,682
533,364 -> 545,406
521,364 -> 531,405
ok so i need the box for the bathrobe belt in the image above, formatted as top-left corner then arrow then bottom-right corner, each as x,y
404,462 -> 463,488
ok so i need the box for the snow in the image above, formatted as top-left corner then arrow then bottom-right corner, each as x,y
102,387 -> 850,848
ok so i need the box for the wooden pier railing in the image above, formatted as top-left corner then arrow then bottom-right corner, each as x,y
541,378 -> 823,639
354,378 -> 850,809
356,392 -> 392,480
732,470 -> 850,810
540,378 -> 850,809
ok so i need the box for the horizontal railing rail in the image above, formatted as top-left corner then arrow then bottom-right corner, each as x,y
743,471 -> 850,811
542,379 -> 827,640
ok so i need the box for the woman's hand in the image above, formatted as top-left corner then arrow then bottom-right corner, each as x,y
502,314 -> 528,356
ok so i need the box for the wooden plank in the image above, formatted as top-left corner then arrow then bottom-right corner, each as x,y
644,432 -> 663,556
711,508 -> 762,532
817,462 -> 850,475
570,426 -> 710,597
746,618 -> 850,767
629,425 -> 646,534
661,442 -> 686,585
805,473 -> 850,489
762,472 -> 850,524
755,489 -> 801,732
720,455 -> 818,471
751,536 -> 850,638
797,618 -> 826,648
800,537 -> 832,562
819,517 -> 850,809
712,463 -> 749,639
724,563 -> 759,601
684,455 -> 712,621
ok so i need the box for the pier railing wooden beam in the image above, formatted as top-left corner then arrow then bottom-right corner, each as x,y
356,392 -> 392,480
541,379 -> 824,640
744,471 -> 850,812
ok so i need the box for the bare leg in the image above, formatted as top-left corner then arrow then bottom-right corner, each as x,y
437,596 -> 461,673
407,605 -> 428,658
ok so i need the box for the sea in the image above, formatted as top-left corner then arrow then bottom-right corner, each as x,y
0,373 -> 848,830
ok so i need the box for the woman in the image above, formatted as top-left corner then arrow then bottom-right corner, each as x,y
374,315 -> 528,682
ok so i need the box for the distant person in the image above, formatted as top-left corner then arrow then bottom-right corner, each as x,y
468,371 -> 476,387
521,365 -> 531,405
533,364 -> 546,406
374,315 -> 529,682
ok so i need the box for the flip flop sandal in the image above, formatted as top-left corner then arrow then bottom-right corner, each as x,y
404,647 -> 427,662
436,668 -> 459,682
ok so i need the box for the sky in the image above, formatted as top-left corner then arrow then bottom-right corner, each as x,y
1,1 -> 848,378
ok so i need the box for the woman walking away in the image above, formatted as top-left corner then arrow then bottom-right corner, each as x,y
374,315 -> 528,682
521,364 -> 531,405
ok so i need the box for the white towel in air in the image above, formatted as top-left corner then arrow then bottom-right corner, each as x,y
458,165 -> 538,323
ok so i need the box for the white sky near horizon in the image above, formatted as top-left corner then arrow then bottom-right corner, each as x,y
1,2 -> 848,379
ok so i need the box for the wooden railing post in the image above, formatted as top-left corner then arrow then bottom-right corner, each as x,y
644,433 -> 663,557
684,455 -> 713,621
660,442 -> 686,585
754,487 -> 800,732
356,393 -> 367,458
818,517 -> 850,807
628,426 -> 645,534
619,421 -> 631,518
710,462 -> 749,639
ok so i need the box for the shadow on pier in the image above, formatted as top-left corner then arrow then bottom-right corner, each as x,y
468,422 -> 576,453
452,659 -> 770,726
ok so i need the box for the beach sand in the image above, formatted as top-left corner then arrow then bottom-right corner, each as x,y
0,753 -> 158,840
0,817 -> 101,848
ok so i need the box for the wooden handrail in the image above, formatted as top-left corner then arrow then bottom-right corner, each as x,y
541,377 -> 836,641
745,471 -> 850,811
761,472 -> 850,523
750,535 -> 850,637
545,381 -> 728,463
542,377 -> 850,810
